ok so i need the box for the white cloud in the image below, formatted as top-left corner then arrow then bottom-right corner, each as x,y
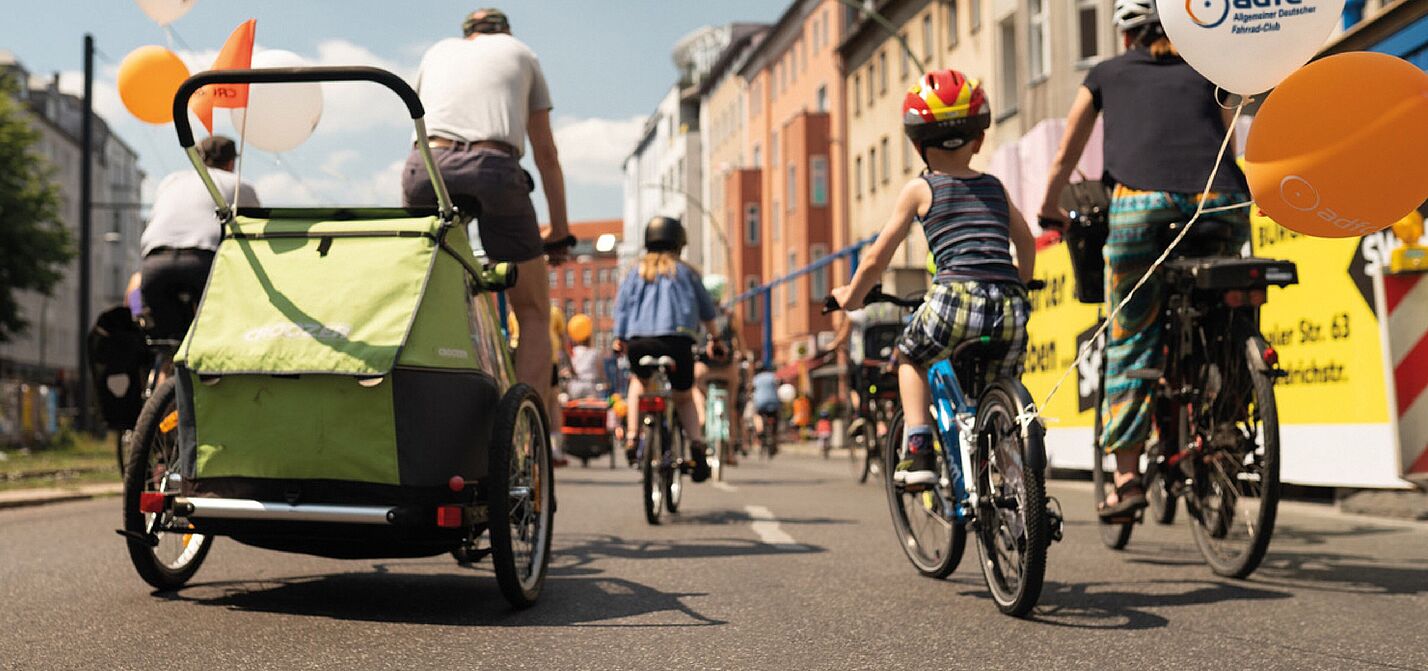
249,154 -> 405,208
55,71 -> 125,125
553,115 -> 644,187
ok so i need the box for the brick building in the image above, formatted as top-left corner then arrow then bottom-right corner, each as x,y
547,219 -> 623,354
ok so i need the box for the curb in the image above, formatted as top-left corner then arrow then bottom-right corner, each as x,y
0,483 -> 124,511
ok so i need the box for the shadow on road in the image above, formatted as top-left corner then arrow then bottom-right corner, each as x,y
1016,579 -> 1292,630
551,532 -> 823,577
669,509 -> 851,527
163,571 -> 725,627
1253,550 -> 1428,596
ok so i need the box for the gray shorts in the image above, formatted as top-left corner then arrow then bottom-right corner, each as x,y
401,146 -> 542,263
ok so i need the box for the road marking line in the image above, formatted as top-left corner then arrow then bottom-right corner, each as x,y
712,481 -> 738,493
744,505 -> 800,548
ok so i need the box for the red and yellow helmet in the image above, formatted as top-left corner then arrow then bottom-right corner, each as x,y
902,69 -> 991,150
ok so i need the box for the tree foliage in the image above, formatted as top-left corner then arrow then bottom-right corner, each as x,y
0,73 -> 72,342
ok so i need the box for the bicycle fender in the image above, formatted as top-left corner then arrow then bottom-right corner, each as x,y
996,379 -> 1048,472
1244,335 -> 1271,374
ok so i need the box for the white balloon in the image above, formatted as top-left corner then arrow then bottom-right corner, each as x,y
230,50 -> 324,153
777,383 -> 797,404
1158,0 -> 1345,95
133,0 -> 197,26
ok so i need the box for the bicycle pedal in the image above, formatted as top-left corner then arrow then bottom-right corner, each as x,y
1046,497 -> 1065,543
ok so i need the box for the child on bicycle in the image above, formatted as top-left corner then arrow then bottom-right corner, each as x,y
830,70 -> 1036,489
612,216 -> 720,482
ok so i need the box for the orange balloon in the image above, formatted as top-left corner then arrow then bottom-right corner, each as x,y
1244,52 -> 1428,238
567,314 -> 592,342
117,45 -> 190,124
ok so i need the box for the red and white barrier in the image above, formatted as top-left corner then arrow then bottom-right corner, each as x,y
1384,273 -> 1428,482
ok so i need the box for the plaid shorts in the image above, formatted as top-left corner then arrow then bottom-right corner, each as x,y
896,281 -> 1030,379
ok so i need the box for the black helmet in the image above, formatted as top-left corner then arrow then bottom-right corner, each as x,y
644,216 -> 686,252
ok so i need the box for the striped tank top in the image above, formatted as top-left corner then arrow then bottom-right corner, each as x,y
919,172 -> 1021,285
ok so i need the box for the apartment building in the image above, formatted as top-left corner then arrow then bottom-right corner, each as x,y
547,219 -> 623,355
738,0 -> 850,366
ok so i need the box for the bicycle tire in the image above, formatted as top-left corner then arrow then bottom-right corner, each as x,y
973,380 -> 1049,617
882,410 -> 965,578
1187,330 -> 1280,579
1091,334 -> 1134,550
487,383 -> 554,608
1147,466 -> 1178,525
122,377 -> 213,591
664,423 -> 685,514
641,421 -> 663,525
849,420 -> 873,483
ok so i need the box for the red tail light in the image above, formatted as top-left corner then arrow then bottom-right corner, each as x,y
1262,345 -> 1279,367
1248,289 -> 1266,306
436,505 -> 464,528
139,492 -> 167,514
638,396 -> 667,413
1223,290 -> 1246,308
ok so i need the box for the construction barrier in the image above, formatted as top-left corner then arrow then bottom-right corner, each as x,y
1024,216 -> 1421,489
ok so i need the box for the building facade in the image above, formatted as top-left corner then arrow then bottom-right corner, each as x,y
739,0 -> 850,366
548,219 -> 624,355
0,53 -> 144,392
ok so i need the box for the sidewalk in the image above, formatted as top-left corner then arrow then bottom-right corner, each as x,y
0,482 -> 124,510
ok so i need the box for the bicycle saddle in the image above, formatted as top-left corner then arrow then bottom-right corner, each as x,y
951,336 -> 1011,363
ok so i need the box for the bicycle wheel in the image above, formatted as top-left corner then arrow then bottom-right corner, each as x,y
848,419 -> 872,483
1185,330 -> 1280,579
664,424 -> 685,514
487,384 -> 554,608
1091,335 -> 1134,550
882,410 -> 965,578
122,377 -> 213,591
1147,465 -> 1178,525
972,380 -> 1049,617
640,420 -> 663,525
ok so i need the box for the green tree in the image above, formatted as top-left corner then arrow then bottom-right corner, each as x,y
0,72 -> 72,342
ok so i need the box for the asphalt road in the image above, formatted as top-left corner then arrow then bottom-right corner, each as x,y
2,450 -> 1426,670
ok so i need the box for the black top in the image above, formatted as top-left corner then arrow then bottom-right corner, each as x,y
1083,49 -> 1248,195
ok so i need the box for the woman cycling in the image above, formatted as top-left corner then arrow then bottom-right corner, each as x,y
612,216 -> 720,482
1039,0 -> 1251,519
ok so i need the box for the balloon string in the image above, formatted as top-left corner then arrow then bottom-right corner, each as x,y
1031,101 -> 1248,421
234,105 -> 249,211
270,154 -> 329,206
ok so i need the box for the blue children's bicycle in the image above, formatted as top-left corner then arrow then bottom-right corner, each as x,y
826,284 -> 1062,617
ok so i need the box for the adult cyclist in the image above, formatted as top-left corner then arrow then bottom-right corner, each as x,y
751,364 -> 781,457
692,275 -> 741,460
1038,0 -> 1251,519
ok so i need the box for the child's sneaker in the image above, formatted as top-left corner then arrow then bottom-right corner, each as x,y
894,432 -> 938,489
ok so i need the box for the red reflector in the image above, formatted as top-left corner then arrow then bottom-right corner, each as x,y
448,475 -> 466,492
1263,346 -> 1279,367
1248,289 -> 1266,307
139,492 -> 167,514
436,505 -> 464,528
1223,290 -> 1246,308
638,396 -> 666,413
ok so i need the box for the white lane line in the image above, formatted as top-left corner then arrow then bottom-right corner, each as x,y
744,505 -> 800,548
712,481 -> 738,493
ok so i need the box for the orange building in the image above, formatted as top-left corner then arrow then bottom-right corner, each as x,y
547,219 -> 623,354
737,0 -> 850,366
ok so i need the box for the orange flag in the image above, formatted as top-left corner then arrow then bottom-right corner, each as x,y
189,19 -> 255,133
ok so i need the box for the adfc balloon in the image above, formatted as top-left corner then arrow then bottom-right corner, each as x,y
133,0 -> 197,26
1158,0 -> 1344,95
116,46 -> 189,124
1244,52 -> 1428,238
230,50 -> 324,153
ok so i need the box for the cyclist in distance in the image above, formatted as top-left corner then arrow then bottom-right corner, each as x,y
830,69 -> 1036,489
1038,0 -> 1251,519
692,275 -> 742,458
612,216 -> 721,482
751,364 -> 781,456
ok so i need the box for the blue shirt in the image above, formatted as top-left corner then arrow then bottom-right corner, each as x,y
753,371 -> 779,410
613,262 -> 717,340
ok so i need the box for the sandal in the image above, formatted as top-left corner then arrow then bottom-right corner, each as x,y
1098,480 -> 1148,521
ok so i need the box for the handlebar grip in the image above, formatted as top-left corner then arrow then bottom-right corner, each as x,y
821,295 -> 840,315
173,66 -> 423,148
543,235 -> 577,253
1026,279 -> 1047,291
1037,216 -> 1068,232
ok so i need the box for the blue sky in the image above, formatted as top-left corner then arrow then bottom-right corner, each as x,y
8,0 -> 784,220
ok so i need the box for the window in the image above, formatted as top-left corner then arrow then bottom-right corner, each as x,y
583,269 -> 592,286
548,271 -> 557,285
970,0 -> 981,32
565,269 -> 575,288
1029,0 -> 1049,81
868,145 -> 878,194
880,137 -> 890,184
745,276 -> 761,322
866,65 -> 875,107
855,156 -> 864,199
816,84 -> 828,112
1077,0 -> 1101,63
745,203 -> 761,244
878,50 -> 888,95
564,299 -> 575,317
787,164 -> 797,211
787,252 -> 798,307
812,20 -> 820,52
922,14 -> 934,61
772,200 -> 780,241
853,73 -> 862,116
801,34 -> 808,72
753,143 -> 762,167
582,299 -> 592,316
900,32 -> 911,80
999,15 -> 1020,116
810,244 -> 829,299
810,156 -> 828,207
902,137 -> 914,174
947,1 -> 959,48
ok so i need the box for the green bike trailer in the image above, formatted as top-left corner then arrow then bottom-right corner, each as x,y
119,67 -> 554,608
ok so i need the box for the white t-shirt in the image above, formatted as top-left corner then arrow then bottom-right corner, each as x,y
413,35 -> 553,157
140,169 -> 259,255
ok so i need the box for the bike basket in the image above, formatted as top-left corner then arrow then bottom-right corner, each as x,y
1061,181 -> 1111,305
171,209 -> 513,502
